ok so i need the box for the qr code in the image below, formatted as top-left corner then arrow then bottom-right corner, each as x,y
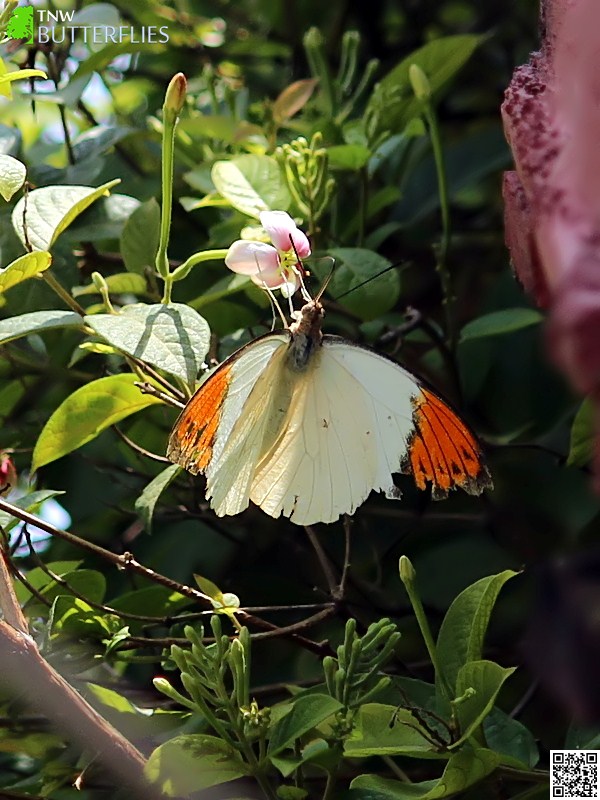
551,750 -> 599,798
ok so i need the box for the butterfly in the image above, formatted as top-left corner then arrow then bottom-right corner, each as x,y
167,295 -> 492,526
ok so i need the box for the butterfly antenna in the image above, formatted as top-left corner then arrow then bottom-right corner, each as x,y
315,257 -> 336,302
334,260 -> 410,300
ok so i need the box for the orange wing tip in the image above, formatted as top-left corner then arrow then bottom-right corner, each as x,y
166,363 -> 233,476
406,389 -> 493,499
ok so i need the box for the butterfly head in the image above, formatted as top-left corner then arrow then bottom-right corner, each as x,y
287,300 -> 324,370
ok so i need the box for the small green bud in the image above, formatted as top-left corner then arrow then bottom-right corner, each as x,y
409,64 -> 431,101
163,72 -> 187,120
323,656 -> 337,696
91,271 -> 108,294
399,555 -> 416,587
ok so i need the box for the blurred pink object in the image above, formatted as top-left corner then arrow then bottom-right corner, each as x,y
501,0 -> 600,486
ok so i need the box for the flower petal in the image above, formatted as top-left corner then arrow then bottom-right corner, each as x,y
259,210 -> 311,257
251,266 -> 300,292
224,240 -> 279,276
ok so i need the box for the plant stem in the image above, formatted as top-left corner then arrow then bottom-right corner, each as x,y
169,248 -> 229,282
42,272 -> 86,316
399,556 -> 453,701
156,120 -> 177,300
423,103 -> 455,350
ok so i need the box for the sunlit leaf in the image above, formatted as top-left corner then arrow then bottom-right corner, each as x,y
84,303 -> 210,388
32,373 -> 162,471
0,154 -> 26,201
12,180 -> 120,251
211,155 -> 291,218
145,735 -> 246,795
0,252 -> 52,293
0,310 -> 82,344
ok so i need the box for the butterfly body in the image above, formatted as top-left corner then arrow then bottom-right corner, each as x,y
168,300 -> 492,525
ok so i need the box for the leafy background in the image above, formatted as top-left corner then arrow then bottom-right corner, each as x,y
0,0 -> 598,797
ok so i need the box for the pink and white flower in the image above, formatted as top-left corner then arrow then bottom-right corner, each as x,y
502,0 -> 600,489
225,211 -> 311,296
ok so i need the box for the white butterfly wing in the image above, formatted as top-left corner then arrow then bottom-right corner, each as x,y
168,333 -> 289,516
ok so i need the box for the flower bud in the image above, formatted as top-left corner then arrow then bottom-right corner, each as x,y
409,63 -> 431,101
164,73 -> 187,121
399,555 -> 416,587
0,453 -> 16,491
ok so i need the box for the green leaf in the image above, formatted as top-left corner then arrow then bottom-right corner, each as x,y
180,116 -> 263,144
86,683 -> 139,716
568,398 -> 594,468
211,154 -> 291,218
276,787 -> 308,800
566,724 -> 600,750
0,731 -> 63,759
71,125 -> 133,162
452,661 -> 516,747
84,303 -> 210,388
145,735 -> 246,795
135,464 -> 181,532
328,144 -> 372,171
350,748 -> 500,799
268,694 -> 343,756
50,596 -> 118,637
0,310 -> 81,345
32,373 -> 162,471
12,179 -> 120,251
436,571 -> 517,694
366,34 -> 483,138
0,490 -> 64,534
391,125 -> 510,226
109,586 -> 192,618
120,198 -> 161,274
460,309 -> 543,341
326,248 -> 400,320
344,703 -> 438,758
64,193 -> 140,242
0,251 -> 52,293
484,708 -> 539,768
0,154 -> 25,200
37,569 -> 106,606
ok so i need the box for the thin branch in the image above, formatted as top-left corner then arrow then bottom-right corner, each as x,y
0,622 -> 160,799
0,536 -> 29,634
304,525 -> 337,595
135,381 -> 184,409
0,498 -> 334,659
112,426 -> 172,463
